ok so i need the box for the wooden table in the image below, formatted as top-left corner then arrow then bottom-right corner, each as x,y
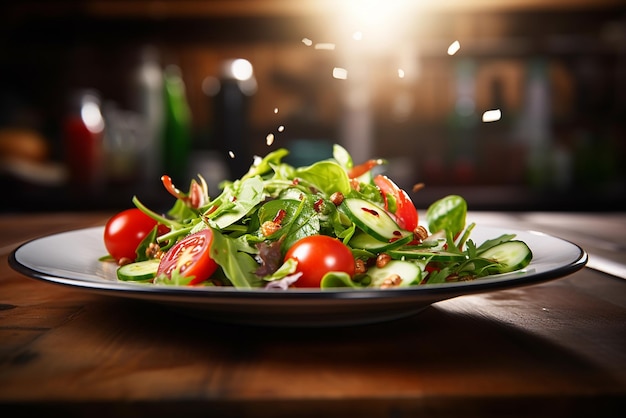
1,212 -> 625,417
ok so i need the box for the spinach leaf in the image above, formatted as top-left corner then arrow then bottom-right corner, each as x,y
134,226 -> 159,262
257,198 -> 320,252
283,198 -> 320,249
425,194 -> 467,236
295,160 -> 351,196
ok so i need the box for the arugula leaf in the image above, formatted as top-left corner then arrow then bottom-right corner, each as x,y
456,222 -> 476,249
209,228 -> 262,288
208,176 -> 265,229
424,267 -> 451,284
475,234 -> 517,253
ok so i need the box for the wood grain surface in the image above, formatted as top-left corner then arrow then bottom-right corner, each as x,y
1,212 -> 625,418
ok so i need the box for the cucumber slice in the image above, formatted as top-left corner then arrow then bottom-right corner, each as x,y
367,260 -> 425,288
349,230 -> 413,252
340,198 -> 411,242
117,259 -> 160,282
388,248 -> 467,262
478,240 -> 532,273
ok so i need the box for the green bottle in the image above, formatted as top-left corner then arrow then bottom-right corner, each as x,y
162,64 -> 191,183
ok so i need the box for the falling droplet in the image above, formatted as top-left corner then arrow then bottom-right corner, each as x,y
482,109 -> 502,123
447,40 -> 461,56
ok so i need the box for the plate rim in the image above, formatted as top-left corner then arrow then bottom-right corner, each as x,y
8,225 -> 589,302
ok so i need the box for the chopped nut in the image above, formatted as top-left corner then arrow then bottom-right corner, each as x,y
445,274 -> 460,282
355,258 -> 367,274
145,242 -> 163,260
118,257 -> 133,266
380,274 -> 402,289
413,225 -> 429,242
376,253 -> 392,268
412,182 -> 425,193
330,191 -> 344,206
261,221 -> 282,237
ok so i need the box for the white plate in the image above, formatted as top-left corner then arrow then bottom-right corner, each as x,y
9,225 -> 587,327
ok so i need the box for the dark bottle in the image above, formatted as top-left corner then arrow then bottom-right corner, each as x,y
62,89 -> 105,196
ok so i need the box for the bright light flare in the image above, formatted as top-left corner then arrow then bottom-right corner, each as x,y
315,43 -> 336,50
334,0 -> 414,49
230,59 -> 254,81
81,101 -> 104,133
228,151 -> 235,158
397,69 -> 405,78
482,109 -> 502,123
266,133 -> 275,146
302,38 -> 313,46
345,0 -> 404,28
333,67 -> 349,80
447,40 -> 461,56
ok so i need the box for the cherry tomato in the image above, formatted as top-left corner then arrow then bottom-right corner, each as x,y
284,235 -> 355,288
373,174 -> 418,232
104,208 -> 168,263
157,229 -> 218,285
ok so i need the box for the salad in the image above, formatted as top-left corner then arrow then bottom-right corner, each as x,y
101,144 -> 532,289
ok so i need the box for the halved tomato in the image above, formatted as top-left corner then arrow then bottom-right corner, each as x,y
373,174 -> 418,232
157,229 -> 219,285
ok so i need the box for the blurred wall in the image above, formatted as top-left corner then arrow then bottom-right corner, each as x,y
1,1 -> 624,212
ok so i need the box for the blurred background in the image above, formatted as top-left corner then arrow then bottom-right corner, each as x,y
1,0 -> 625,213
